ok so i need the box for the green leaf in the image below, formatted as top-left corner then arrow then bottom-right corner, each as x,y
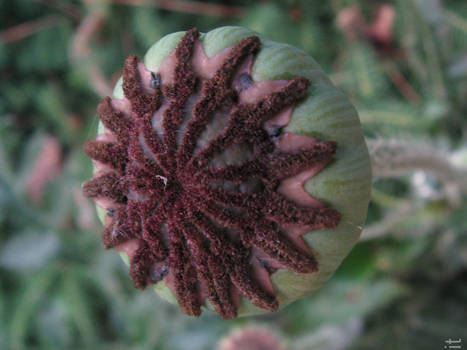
61,274 -> 98,346
338,43 -> 389,100
9,266 -> 57,349
284,277 -> 407,333
0,230 -> 59,271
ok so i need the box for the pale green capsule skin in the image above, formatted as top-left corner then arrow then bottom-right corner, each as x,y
95,26 -> 372,317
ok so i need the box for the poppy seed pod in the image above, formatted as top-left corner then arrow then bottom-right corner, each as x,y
83,26 -> 372,319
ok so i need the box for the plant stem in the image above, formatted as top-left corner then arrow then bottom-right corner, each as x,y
91,0 -> 246,18
362,138 -> 467,240
0,14 -> 63,43
70,6 -> 112,97
367,138 -> 467,194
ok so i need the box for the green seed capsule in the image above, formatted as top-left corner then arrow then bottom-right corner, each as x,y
85,26 -> 372,318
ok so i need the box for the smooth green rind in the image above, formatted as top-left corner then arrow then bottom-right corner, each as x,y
249,29 -> 371,306
112,77 -> 124,100
143,31 -> 186,72
96,26 -> 371,317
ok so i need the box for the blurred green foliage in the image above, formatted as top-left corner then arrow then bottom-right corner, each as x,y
1,0 -> 467,349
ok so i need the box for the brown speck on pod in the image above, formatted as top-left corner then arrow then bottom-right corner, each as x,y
237,72 -> 254,90
150,72 -> 161,90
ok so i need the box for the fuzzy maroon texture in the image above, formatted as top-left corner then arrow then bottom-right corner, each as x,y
83,28 -> 340,319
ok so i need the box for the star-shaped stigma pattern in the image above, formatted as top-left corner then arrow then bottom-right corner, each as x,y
83,28 -> 340,319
